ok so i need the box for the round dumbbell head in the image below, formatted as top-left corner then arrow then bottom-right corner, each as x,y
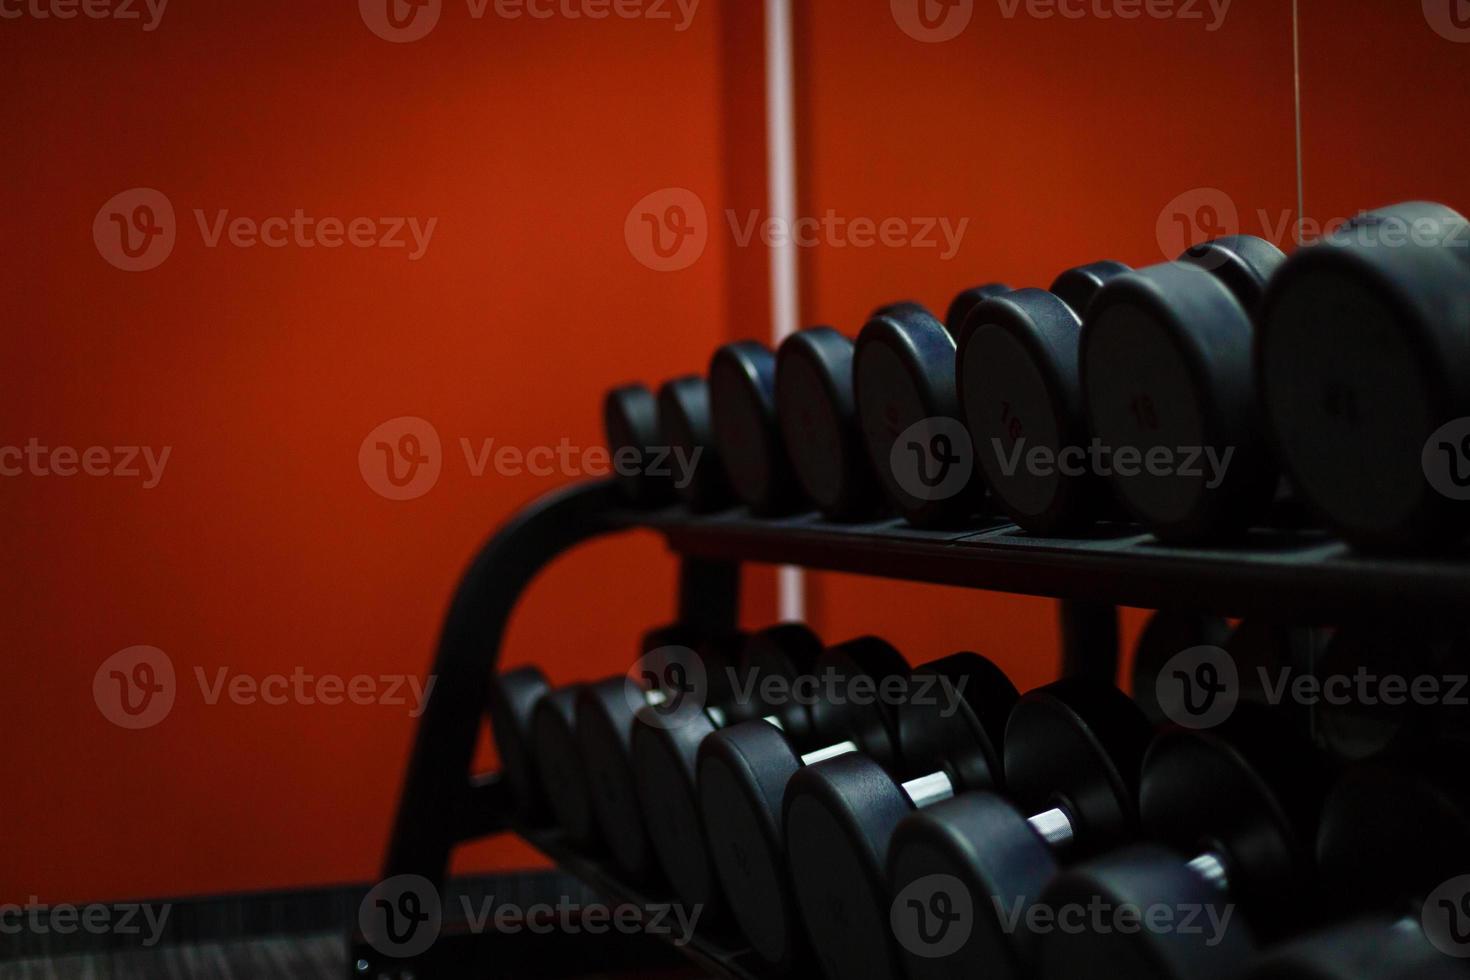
709,340 -> 798,514
775,327 -> 882,520
896,652 -> 1018,785
1038,707 -> 1329,979
886,679 -> 1151,980
1130,610 -> 1232,724
1035,842 -> 1258,980
699,718 -> 810,969
1004,678 -> 1151,845
854,301 -> 984,527
696,637 -> 907,969
957,264 -> 1129,534
487,665 -> 552,823
875,300 -> 933,324
1180,235 -> 1288,312
1315,741 -> 1470,917
1312,625 -> 1470,761
1081,238 -> 1285,541
604,384 -> 673,506
1049,260 -> 1133,321
807,635 -> 911,757
1137,709 -> 1332,932
576,677 -> 655,878
630,624 -> 820,917
947,283 -> 1014,340
1257,201 -> 1470,552
657,375 -> 733,512
1243,917 -> 1470,980
576,624 -> 725,879
735,622 -> 824,739
785,653 -> 1018,980
530,685 -> 599,847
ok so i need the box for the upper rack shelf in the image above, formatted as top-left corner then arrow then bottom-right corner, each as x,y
628,502 -> 1470,622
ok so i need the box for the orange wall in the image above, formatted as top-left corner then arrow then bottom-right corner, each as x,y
5,0 -> 1469,905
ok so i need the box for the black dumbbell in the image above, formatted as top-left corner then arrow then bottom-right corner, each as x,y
697,637 -> 912,972
530,683 -> 600,847
604,383 -> 674,506
1134,614 -> 1327,733
883,678 -> 1152,980
1257,202 -> 1470,552
1130,609 -> 1231,724
783,653 -> 1021,980
658,375 -> 733,511
1309,624 -> 1470,762
710,341 -> 802,515
1256,741 -> 1470,978
853,287 -> 1010,528
1081,237 -> 1287,541
576,627 -> 740,880
957,261 -> 1132,534
1036,708 -> 1334,980
631,623 -> 824,919
488,665 -> 554,823
775,327 -> 885,521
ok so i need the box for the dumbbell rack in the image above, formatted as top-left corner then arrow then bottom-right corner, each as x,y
359,478 -> 1470,978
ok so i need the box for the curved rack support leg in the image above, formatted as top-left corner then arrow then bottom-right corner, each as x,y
382,480 -> 632,889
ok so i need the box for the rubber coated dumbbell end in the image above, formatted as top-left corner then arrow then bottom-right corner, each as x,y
946,282 -> 1013,341
487,665 -> 553,824
657,375 -> 735,512
775,326 -> 883,521
709,340 -> 800,514
603,383 -> 674,506
1048,260 -> 1132,322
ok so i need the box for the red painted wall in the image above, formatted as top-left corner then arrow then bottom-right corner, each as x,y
5,0 -> 1467,904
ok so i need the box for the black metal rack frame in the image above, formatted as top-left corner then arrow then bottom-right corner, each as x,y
358,478 -> 1470,977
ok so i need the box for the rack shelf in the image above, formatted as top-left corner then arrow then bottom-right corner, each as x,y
635,504 -> 1469,622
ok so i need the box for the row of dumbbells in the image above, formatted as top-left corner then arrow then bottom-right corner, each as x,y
607,200 -> 1470,552
489,624 -> 1470,980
